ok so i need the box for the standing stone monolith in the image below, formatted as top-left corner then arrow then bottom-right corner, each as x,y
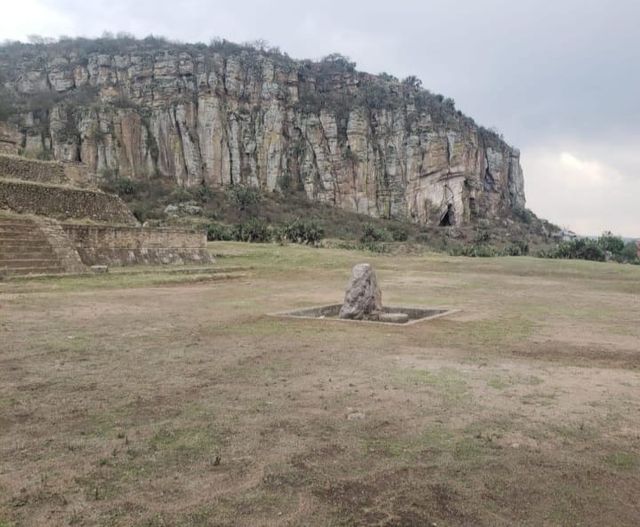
339,263 -> 383,320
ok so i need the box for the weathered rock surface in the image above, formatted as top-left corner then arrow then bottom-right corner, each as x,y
0,39 -> 527,226
164,201 -> 203,217
339,263 -> 383,320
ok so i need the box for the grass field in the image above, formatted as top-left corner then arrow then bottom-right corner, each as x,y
1,243 -> 639,526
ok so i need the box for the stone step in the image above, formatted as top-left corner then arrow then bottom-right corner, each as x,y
0,249 -> 58,259
0,258 -> 63,269
0,217 -> 70,276
0,231 -> 49,240
1,266 -> 65,276
0,233 -> 45,240
0,241 -> 51,249
0,223 -> 44,230
0,220 -> 36,226
0,228 -> 38,234
0,219 -> 37,225
0,223 -> 41,231
0,251 -> 58,262
0,241 -> 51,248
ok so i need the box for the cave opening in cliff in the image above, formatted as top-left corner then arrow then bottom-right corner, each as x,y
439,204 -> 455,226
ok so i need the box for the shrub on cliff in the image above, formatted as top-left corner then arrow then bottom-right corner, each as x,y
227,184 -> 261,212
319,53 -> 356,73
114,177 -> 139,196
276,173 -> 304,195
101,175 -> 140,197
513,206 -> 534,224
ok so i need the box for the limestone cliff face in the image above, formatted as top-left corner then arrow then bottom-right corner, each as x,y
0,40 -> 526,225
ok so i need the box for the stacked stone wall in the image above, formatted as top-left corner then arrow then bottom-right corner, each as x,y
0,154 -> 69,184
0,179 -> 137,224
62,224 -> 212,266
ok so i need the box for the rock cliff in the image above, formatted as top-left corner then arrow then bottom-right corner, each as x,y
0,38 -> 526,226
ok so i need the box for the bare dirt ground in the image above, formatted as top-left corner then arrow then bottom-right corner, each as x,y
1,243 -> 639,526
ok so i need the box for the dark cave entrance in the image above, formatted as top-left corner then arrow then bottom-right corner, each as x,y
439,204 -> 455,226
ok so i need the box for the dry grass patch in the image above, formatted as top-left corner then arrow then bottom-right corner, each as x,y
1,243 -> 639,526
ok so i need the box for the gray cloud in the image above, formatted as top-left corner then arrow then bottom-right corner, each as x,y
8,0 -> 640,235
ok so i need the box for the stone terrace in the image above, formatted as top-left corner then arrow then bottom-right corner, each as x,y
0,154 -> 212,275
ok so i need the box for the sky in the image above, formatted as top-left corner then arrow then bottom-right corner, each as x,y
1,0 -> 639,236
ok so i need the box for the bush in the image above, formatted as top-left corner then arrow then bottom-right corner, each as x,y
169,186 -> 196,203
449,244 -> 498,258
233,219 -> 272,243
597,231 -> 625,255
513,207 -> 534,224
388,224 -> 409,242
359,241 -> 390,253
544,238 -> 606,262
503,240 -> 530,256
101,175 -> 140,197
360,223 -> 391,243
208,220 -> 274,243
194,185 -> 214,203
113,177 -> 139,196
130,202 -> 165,223
474,229 -> 491,244
227,184 -> 261,211
621,241 -> 639,263
541,232 -> 637,264
276,173 -> 302,195
206,223 -> 234,241
279,219 -> 324,246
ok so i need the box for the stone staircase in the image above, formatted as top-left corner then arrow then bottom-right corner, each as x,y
0,215 -> 66,275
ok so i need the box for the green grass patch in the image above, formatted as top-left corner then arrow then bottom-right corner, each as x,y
487,376 -> 510,390
0,268 -> 233,294
149,424 -> 221,463
604,451 -> 639,470
362,424 -> 456,461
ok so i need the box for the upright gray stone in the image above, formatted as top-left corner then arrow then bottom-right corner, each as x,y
339,263 -> 382,320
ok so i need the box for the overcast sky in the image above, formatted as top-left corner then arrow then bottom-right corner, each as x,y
2,0 -> 639,236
